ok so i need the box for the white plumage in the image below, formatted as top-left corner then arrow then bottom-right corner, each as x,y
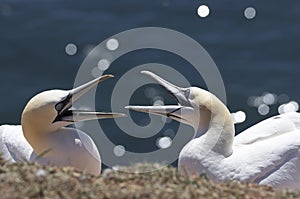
0,125 -> 32,163
0,75 -> 125,175
180,113 -> 300,189
127,71 -> 300,190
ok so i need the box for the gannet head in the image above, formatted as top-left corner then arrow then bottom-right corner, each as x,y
22,74 -> 126,135
126,71 -> 233,137
21,74 -> 127,175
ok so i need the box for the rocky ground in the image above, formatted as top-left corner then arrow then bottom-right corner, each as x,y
0,157 -> 299,199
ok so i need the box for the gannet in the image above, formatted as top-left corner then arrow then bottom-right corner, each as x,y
126,71 -> 300,190
0,74 -> 125,175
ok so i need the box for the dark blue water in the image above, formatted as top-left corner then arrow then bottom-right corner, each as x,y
1,0 -> 300,166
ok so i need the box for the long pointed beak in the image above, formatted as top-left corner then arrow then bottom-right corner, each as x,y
126,105 -> 181,122
125,105 -> 195,125
55,74 -> 126,122
125,71 -> 194,125
58,75 -> 114,115
70,74 -> 114,104
140,71 -> 191,106
125,105 -> 183,117
58,110 -> 126,122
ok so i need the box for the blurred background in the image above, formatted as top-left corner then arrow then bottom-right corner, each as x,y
1,0 -> 300,167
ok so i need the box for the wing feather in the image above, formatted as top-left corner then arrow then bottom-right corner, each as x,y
228,113 -> 300,189
234,112 -> 300,145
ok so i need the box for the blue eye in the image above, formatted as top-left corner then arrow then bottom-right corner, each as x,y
55,93 -> 72,113
55,103 -> 64,112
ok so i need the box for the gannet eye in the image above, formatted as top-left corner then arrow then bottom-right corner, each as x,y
55,93 -> 72,113
55,103 -> 64,112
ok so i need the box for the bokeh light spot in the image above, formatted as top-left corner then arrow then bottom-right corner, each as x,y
278,101 -> 299,114
113,145 -> 125,157
262,93 -> 277,105
197,5 -> 210,18
91,67 -> 102,78
65,43 -> 77,55
244,7 -> 256,19
106,38 -> 119,51
153,99 -> 164,106
156,137 -> 172,149
231,111 -> 246,124
258,104 -> 270,115
97,59 -> 110,71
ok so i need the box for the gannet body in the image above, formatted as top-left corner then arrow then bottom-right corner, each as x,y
0,75 -> 125,175
0,125 -> 32,162
126,71 -> 300,190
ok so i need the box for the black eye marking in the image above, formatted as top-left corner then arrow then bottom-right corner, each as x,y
55,93 -> 72,113
274,116 -> 281,119
55,103 -> 64,112
53,93 -> 73,123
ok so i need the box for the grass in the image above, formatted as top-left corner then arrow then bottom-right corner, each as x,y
0,156 -> 299,199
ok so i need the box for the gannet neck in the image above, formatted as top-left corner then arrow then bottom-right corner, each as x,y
21,90 -> 71,154
193,90 -> 235,157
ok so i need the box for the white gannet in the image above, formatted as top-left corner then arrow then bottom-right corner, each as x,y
0,74 -> 125,175
126,71 -> 300,190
